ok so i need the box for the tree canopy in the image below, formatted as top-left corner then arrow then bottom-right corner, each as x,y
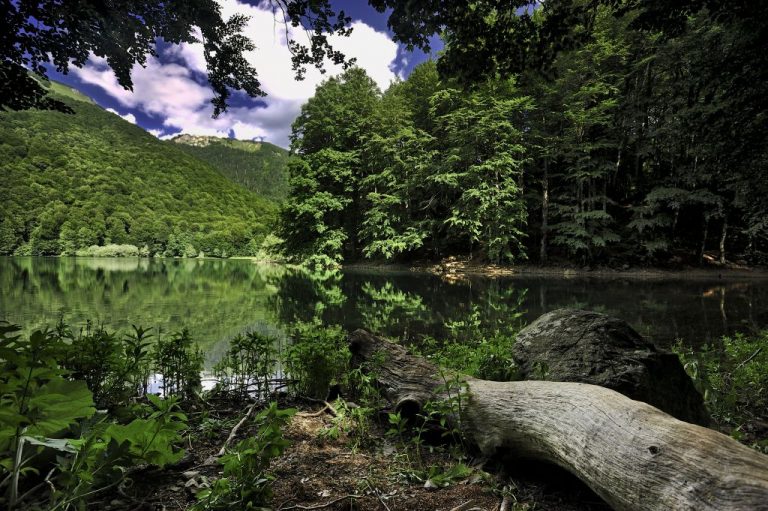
279,3 -> 768,267
1,0 -> 354,114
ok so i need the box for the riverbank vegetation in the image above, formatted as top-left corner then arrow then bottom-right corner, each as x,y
2,317 -> 765,510
280,4 -> 768,269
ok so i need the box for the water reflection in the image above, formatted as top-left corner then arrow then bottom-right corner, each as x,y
2,257 -> 768,365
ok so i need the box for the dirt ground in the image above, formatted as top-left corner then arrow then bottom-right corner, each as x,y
102,397 -> 611,511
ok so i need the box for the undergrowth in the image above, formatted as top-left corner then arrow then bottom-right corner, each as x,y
675,332 -> 768,452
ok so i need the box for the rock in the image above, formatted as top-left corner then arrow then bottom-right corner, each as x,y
512,308 -> 710,425
182,470 -> 200,480
424,479 -> 438,491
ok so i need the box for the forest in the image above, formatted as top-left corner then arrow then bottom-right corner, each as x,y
2,1 -> 768,510
281,5 -> 768,268
171,135 -> 290,202
0,82 -> 279,258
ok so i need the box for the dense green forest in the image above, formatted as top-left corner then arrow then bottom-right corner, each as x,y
281,5 -> 768,267
171,135 -> 290,202
0,82 -> 278,257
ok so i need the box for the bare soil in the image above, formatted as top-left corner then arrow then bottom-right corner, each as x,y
101,396 -> 611,511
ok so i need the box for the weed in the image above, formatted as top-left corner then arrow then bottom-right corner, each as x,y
194,402 -> 296,510
675,332 -> 768,451
0,322 -> 188,510
214,330 -> 279,400
154,328 -> 204,399
284,322 -> 348,399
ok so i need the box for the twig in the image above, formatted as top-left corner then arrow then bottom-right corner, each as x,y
297,401 -> 337,418
734,347 -> 763,372
217,401 -> 259,456
449,500 -> 474,511
363,478 -> 391,511
278,494 -> 360,510
500,495 -> 511,511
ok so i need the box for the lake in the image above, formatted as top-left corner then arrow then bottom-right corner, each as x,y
2,257 -> 767,365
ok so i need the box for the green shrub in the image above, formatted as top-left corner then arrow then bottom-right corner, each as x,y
153,328 -> 204,399
413,333 -> 519,382
58,322 -> 152,409
214,331 -> 279,399
74,244 -> 140,257
0,322 -> 188,510
675,332 -> 768,449
284,322 -> 348,399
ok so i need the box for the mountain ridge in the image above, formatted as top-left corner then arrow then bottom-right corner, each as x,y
170,133 -> 290,201
0,81 -> 277,257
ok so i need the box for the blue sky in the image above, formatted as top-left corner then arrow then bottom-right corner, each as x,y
46,0 -> 442,148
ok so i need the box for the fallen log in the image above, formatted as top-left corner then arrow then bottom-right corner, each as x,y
349,329 -> 768,511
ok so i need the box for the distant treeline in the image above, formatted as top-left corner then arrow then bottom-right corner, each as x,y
0,82 -> 277,257
171,136 -> 290,202
281,6 -> 768,267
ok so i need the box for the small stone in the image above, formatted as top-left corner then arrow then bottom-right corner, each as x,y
185,478 -> 198,488
182,470 -> 200,479
424,480 -> 438,491
318,489 -> 332,498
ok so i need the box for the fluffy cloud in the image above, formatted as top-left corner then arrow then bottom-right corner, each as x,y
71,1 -> 399,147
106,107 -> 137,124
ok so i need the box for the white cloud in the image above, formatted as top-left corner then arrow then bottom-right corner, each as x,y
70,1 -> 399,148
106,107 -> 137,124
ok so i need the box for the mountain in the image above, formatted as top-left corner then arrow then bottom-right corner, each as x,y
0,81 -> 277,257
170,134 -> 290,202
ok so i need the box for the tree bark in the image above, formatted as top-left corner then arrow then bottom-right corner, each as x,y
540,158 -> 549,265
720,216 -> 728,265
349,330 -> 768,511
700,216 -> 710,265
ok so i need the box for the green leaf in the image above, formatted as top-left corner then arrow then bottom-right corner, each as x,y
26,378 -> 95,437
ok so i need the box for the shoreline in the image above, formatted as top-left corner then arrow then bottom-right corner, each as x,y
5,255 -> 768,280
343,260 -> 768,280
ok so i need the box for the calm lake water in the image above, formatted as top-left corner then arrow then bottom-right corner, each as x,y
2,257 -> 767,365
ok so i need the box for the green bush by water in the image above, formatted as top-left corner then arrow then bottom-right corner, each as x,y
214,330 -> 279,400
675,332 -> 768,451
284,322 -> 349,399
0,322 -> 189,510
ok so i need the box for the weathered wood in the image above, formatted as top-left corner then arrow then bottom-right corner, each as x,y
349,329 -> 768,511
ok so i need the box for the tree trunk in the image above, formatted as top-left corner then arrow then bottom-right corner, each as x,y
700,216 -> 709,265
349,330 -> 768,511
540,159 -> 549,265
720,216 -> 728,265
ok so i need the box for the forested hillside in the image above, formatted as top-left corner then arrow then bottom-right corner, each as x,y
171,135 -> 290,202
281,5 -> 768,268
0,82 -> 277,257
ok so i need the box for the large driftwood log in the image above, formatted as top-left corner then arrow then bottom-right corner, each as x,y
349,329 -> 768,511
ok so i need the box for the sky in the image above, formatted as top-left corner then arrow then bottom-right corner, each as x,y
46,0 -> 442,149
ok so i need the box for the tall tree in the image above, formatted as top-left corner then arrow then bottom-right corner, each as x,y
280,68 -> 381,265
430,80 -> 532,263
